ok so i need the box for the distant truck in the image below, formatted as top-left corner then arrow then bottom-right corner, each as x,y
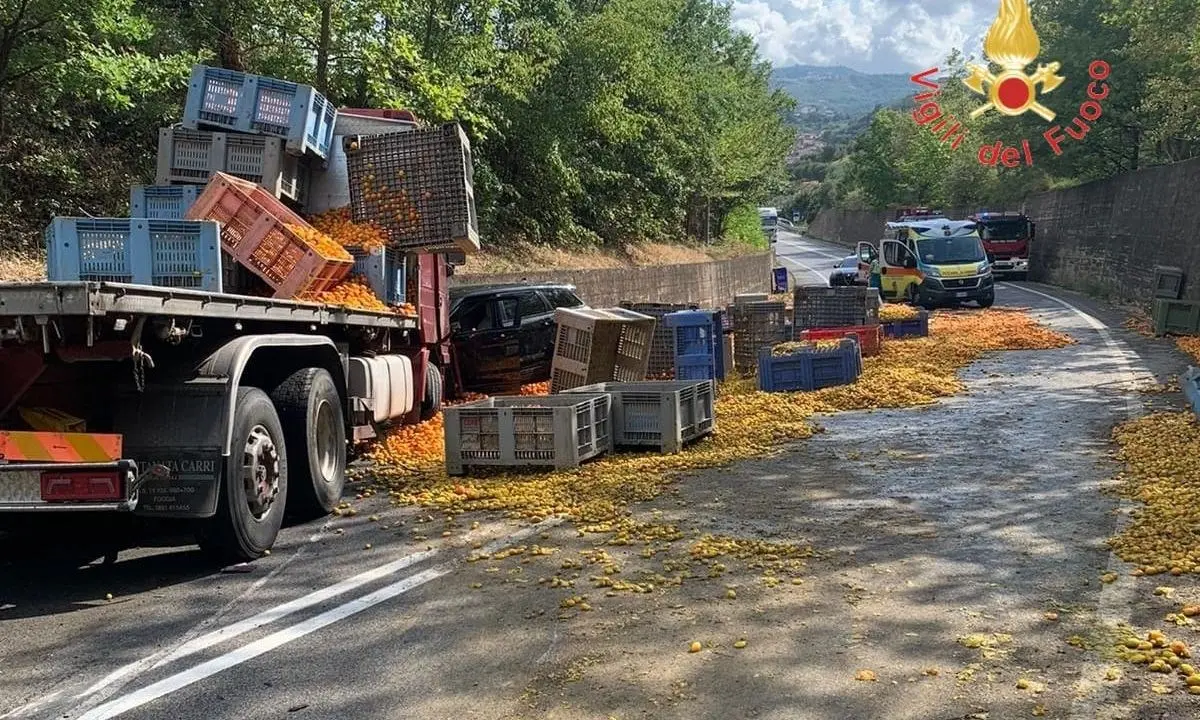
758,207 -> 779,243
968,211 -> 1033,280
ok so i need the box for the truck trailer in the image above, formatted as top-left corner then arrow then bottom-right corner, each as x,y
0,254 -> 454,564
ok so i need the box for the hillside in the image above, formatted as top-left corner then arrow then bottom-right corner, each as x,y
771,64 -> 911,121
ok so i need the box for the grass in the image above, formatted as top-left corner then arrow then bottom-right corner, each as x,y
0,250 -> 45,282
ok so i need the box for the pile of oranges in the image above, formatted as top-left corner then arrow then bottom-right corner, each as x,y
368,412 -> 444,471
286,224 -> 353,262
367,384 -> 553,468
520,381 -> 550,396
308,207 -> 388,252
360,171 -> 422,237
300,276 -> 390,313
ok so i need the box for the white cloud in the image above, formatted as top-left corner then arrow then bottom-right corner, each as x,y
732,0 -> 997,73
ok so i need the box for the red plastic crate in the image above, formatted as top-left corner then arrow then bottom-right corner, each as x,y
186,173 -> 352,298
798,324 -> 882,357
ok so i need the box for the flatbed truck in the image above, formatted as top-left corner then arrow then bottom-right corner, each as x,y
0,266 -> 451,563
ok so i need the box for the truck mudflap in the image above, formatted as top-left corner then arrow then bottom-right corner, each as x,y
0,459 -> 149,512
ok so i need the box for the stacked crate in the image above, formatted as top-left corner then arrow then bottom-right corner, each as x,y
663,310 -> 721,381
618,301 -> 697,378
548,308 -> 656,393
788,285 -> 883,360
730,301 -> 789,373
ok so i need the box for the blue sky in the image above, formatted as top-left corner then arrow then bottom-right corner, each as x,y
731,0 -> 997,74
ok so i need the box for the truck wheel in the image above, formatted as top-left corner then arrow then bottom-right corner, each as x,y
978,294 -> 995,309
272,368 -> 346,518
421,364 -> 443,420
197,387 -> 288,563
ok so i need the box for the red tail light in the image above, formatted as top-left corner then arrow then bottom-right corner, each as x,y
40,471 -> 122,502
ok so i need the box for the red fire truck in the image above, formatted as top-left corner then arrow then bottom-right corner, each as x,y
968,211 -> 1034,280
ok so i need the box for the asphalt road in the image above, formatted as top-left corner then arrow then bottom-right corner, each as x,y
1,232 -> 1194,719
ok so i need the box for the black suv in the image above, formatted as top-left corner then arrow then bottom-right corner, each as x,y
449,282 -> 586,393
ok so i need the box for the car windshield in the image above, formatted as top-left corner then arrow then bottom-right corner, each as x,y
980,220 -> 1029,241
840,257 -> 858,269
916,236 -> 986,265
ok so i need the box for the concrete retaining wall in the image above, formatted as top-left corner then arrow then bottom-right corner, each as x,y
807,158 -> 1200,306
449,251 -> 775,307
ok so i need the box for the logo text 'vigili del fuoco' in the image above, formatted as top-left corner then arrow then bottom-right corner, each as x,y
908,0 -> 1110,167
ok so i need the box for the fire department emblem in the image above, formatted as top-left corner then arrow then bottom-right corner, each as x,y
963,0 -> 1065,121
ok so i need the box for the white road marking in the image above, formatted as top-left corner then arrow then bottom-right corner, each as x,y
1000,282 -> 1152,719
76,547 -> 438,705
73,519 -> 561,720
777,254 -> 829,285
776,236 -> 849,261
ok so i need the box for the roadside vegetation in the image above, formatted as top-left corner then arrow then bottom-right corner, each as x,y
0,0 -> 794,266
780,0 -> 1200,217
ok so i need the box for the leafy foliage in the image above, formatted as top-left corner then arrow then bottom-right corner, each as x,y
0,0 -> 793,253
817,0 -> 1192,211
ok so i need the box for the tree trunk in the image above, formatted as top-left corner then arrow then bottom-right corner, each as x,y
315,0 -> 332,94
215,4 -> 245,70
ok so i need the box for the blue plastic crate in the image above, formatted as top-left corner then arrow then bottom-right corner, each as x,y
757,338 -> 862,392
665,310 -> 720,381
1183,367 -> 1200,419
676,355 -> 716,381
349,247 -> 406,305
881,310 -> 930,338
712,309 -> 727,380
46,217 -> 222,292
129,185 -> 201,219
182,65 -> 336,161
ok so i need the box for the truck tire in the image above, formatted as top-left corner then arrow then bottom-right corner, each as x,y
421,364 -> 443,420
271,368 -> 346,519
197,387 -> 288,563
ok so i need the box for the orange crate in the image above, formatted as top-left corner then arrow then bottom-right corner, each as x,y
186,172 -> 353,297
798,324 -> 882,357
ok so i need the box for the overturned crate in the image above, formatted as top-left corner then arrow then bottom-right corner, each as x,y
182,64 -> 336,161
186,172 -> 353,297
549,308 -> 656,393
564,380 -> 715,454
444,394 -> 612,475
730,301 -> 789,372
792,286 -> 881,333
619,301 -> 697,378
156,126 -> 311,204
342,123 -> 479,254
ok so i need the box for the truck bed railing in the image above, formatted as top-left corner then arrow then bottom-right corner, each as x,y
0,282 -> 418,330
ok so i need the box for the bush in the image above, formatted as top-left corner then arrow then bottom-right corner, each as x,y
721,204 -> 767,250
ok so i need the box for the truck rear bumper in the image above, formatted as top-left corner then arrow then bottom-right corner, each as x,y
0,460 -> 140,512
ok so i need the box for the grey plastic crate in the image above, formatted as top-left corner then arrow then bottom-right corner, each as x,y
792,285 -> 881,332
444,394 -> 612,475
1154,266 -> 1185,300
564,380 -> 715,453
306,112 -> 419,215
730,301 -> 789,372
156,126 -> 310,204
549,307 -> 656,393
618,301 -> 697,377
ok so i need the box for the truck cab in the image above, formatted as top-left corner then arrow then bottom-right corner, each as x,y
968,211 -> 1033,280
758,207 -> 779,243
857,219 -> 994,309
